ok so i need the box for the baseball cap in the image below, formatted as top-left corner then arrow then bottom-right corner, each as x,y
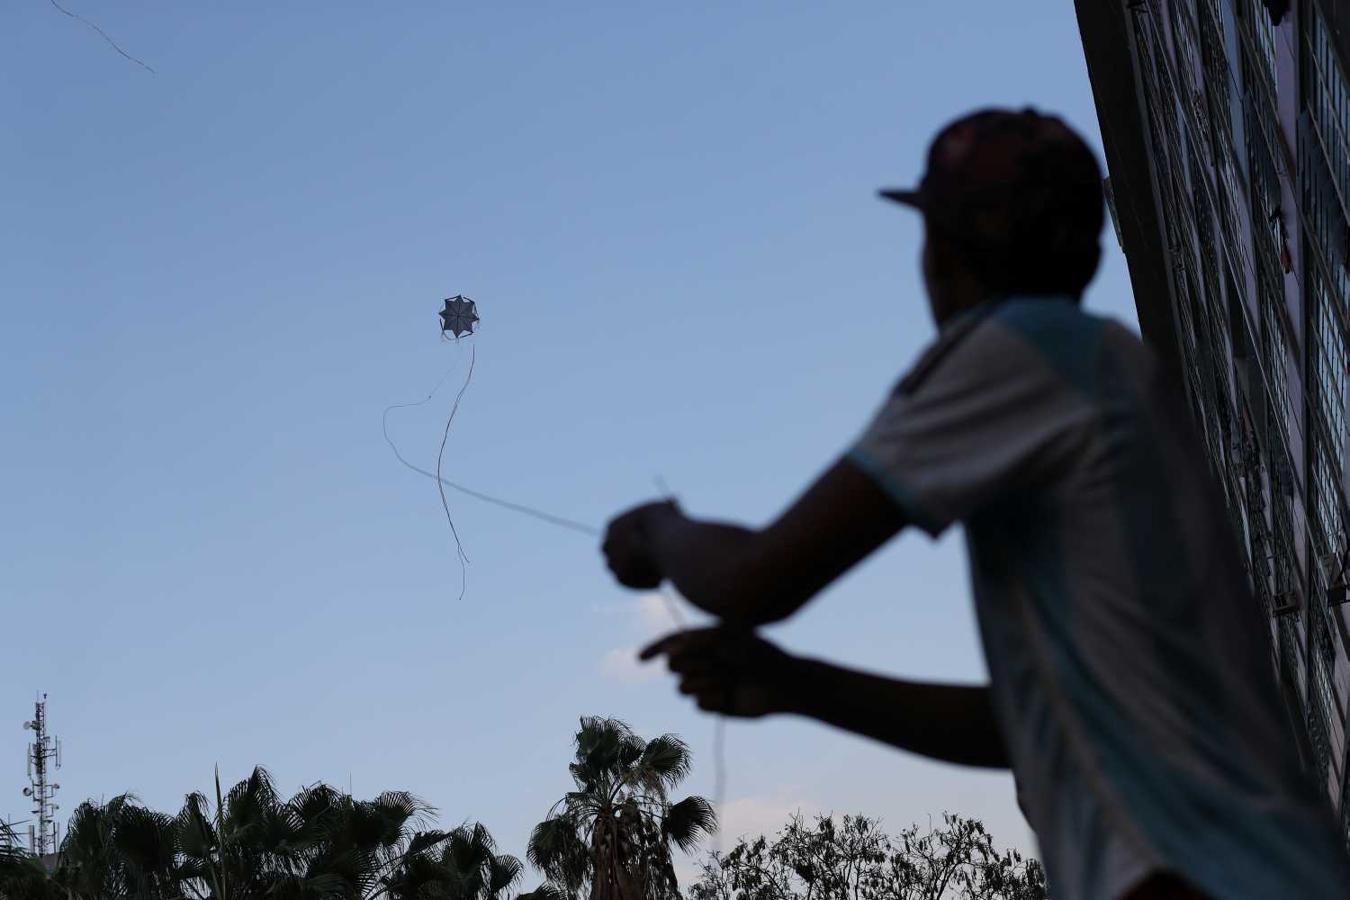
879,107 -> 1104,257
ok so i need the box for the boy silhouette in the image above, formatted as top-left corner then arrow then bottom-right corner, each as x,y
603,109 -> 1350,899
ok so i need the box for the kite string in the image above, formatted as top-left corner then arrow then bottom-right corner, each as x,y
383,400 -> 727,848
658,581 -> 729,856
651,478 -> 687,627
713,715 -> 727,856
657,584 -> 727,859
49,0 -> 155,73
382,374 -> 600,539
653,478 -> 727,858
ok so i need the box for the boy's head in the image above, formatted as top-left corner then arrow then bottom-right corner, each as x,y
880,107 -> 1105,324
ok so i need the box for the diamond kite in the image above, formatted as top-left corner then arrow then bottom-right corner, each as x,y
439,295 -> 480,339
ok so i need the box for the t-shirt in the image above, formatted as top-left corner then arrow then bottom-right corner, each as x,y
848,295 -> 1350,900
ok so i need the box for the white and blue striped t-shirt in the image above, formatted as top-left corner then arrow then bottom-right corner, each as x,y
848,295 -> 1350,900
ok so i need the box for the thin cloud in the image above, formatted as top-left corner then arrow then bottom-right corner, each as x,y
598,591 -> 697,684
637,591 -> 686,634
716,790 -> 821,843
600,646 -> 661,684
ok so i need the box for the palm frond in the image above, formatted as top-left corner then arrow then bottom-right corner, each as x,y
527,816 -> 590,891
174,792 -> 218,860
573,717 -> 637,792
403,828 -> 453,859
487,853 -> 525,898
110,802 -> 180,879
662,796 -> 717,854
516,883 -> 570,900
635,734 -> 692,793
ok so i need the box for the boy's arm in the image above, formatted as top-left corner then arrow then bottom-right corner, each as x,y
603,458 -> 906,627
788,658 -> 1009,768
642,629 -> 1010,769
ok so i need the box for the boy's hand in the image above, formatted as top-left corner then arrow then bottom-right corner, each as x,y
639,627 -> 797,717
602,500 -> 678,589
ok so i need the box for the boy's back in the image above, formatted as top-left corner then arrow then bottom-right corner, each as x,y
850,296 -> 1350,898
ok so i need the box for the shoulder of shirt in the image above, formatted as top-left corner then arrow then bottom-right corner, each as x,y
901,298 -> 1145,397
894,299 -> 1036,397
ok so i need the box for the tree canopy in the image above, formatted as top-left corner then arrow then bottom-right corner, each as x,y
688,813 -> 1045,900
0,724 -> 1044,900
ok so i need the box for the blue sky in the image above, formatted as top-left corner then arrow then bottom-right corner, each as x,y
3,0 -> 1139,874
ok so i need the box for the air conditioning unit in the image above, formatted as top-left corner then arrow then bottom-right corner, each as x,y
1272,593 -> 1301,617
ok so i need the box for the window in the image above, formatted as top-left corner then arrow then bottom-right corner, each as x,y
1192,146 -> 1224,305
1230,394 -> 1265,582
1137,9 -> 1185,181
1300,112 -> 1350,308
1310,673 -> 1333,781
1341,754 -> 1350,848
1306,269 -> 1347,581
1240,0 -> 1279,102
1311,285 -> 1347,458
1261,266 -> 1295,429
1172,2 -> 1203,100
1304,0 -> 1350,228
1199,1 -> 1236,158
1244,52 -> 1285,275
1279,614 -> 1302,688
1311,431 -> 1344,575
1311,621 -> 1339,780
1271,448 -> 1300,605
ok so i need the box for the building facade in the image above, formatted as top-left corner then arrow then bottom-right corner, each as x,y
1076,0 -> 1350,833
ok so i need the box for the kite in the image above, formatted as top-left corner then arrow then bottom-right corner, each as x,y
440,295 -> 480,339
379,295 -> 483,601
431,297 -> 480,597
383,293 -> 599,540
384,295 -> 591,600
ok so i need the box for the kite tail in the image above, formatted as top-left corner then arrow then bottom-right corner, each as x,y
437,343 -> 476,601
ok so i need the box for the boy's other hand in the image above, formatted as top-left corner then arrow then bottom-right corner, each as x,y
639,627 -> 796,718
602,500 -> 677,589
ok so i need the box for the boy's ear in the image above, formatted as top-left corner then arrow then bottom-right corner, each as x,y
924,228 -> 960,283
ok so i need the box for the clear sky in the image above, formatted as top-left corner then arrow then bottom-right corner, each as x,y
2,0 -> 1140,877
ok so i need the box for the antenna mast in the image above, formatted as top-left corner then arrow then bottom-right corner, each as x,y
22,694 -> 61,856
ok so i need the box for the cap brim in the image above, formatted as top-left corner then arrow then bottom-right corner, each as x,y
878,188 -> 923,207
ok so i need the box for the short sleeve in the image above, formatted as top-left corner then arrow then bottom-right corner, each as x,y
847,318 -> 1091,537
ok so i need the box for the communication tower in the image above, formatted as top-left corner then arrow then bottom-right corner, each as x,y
22,694 -> 61,856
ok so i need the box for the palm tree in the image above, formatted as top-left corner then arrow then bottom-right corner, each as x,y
377,822 -> 522,900
174,765 -> 339,898
173,766 -> 521,900
527,717 -> 716,900
0,767 -> 520,900
0,821 -> 60,900
174,766 -> 449,899
53,793 -> 182,899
